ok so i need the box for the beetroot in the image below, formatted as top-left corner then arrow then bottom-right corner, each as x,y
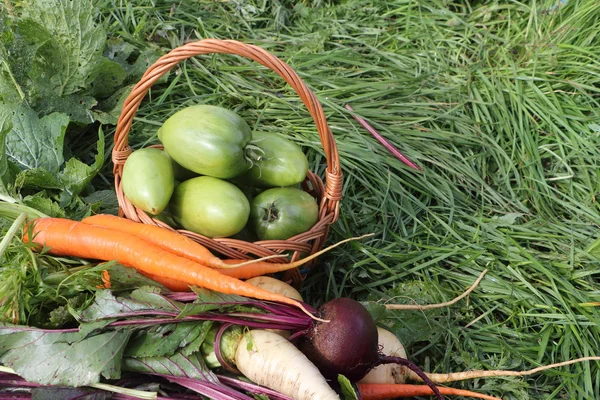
300,297 -> 380,381
299,297 -> 444,400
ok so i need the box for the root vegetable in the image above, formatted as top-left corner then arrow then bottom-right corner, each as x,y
245,276 -> 303,301
359,327 -> 408,384
234,329 -> 339,400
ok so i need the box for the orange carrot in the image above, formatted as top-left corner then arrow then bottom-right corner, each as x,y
357,383 -> 502,400
142,271 -> 191,292
82,214 -> 370,279
25,218 -> 322,321
82,214 -> 239,268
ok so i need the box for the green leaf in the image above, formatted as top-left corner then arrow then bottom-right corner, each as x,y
35,93 -> 98,125
1,103 -> 68,173
22,192 -> 65,218
89,58 -> 127,99
0,15 -> 34,104
19,0 -> 106,98
0,323 -> 131,386
104,38 -> 136,68
59,127 -> 105,204
85,190 -> 119,215
337,375 -> 359,400
127,48 -> 167,83
15,168 -> 63,190
125,322 -> 206,358
78,290 -> 160,322
93,84 -> 134,125
123,351 -> 219,382
180,321 -> 214,356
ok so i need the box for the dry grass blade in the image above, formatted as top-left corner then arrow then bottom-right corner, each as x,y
383,269 -> 488,310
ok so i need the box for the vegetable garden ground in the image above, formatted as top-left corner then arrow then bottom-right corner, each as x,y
1,0 -> 600,399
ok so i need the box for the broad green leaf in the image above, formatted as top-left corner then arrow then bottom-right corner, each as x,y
2,103 -> 68,173
180,321 -> 214,356
15,168 -> 63,190
19,0 -> 106,97
84,189 -> 119,215
0,323 -> 130,386
129,288 -> 183,312
78,290 -> 159,322
35,93 -> 98,125
22,192 -> 65,218
59,127 -> 105,204
123,351 -> 219,383
125,322 -> 206,358
89,58 -> 127,99
0,15 -> 35,104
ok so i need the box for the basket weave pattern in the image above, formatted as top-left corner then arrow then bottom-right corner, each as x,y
112,39 -> 342,285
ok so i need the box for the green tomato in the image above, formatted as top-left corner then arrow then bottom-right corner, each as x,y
121,148 -> 174,215
250,187 -> 319,241
238,131 -> 309,188
158,105 -> 253,179
169,176 -> 250,238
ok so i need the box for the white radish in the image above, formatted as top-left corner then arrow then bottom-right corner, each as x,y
234,329 -> 339,400
359,327 -> 408,384
245,276 -> 303,301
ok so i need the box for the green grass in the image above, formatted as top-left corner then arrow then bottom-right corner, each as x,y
95,0 -> 600,398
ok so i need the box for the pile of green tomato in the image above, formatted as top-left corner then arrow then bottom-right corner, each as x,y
122,105 -> 318,241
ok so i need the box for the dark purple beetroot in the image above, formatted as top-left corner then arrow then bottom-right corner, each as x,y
298,297 -> 445,400
299,297 -> 380,381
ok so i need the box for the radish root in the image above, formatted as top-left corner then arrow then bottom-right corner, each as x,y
405,356 -> 600,383
383,269 -> 488,310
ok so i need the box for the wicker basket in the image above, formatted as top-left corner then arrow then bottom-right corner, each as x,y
112,39 -> 342,286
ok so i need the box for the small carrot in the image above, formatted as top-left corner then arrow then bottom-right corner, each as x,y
357,383 -> 502,400
82,214 -> 371,280
24,218 -> 323,321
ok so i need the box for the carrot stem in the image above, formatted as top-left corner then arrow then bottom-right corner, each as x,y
215,233 -> 374,279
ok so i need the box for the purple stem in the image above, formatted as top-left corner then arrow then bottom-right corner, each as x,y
108,313 -> 309,331
163,294 -> 317,317
217,375 -> 294,400
345,104 -> 422,171
0,380 -> 41,388
159,375 -> 253,400
287,329 -> 309,342
214,323 -> 240,375
378,355 -> 444,400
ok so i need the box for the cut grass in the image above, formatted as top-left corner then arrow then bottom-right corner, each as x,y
94,0 -> 600,398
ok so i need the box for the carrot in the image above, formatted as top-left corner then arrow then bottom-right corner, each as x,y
24,217 -> 323,321
357,383 -> 502,400
141,271 -> 192,292
82,214 -> 371,279
82,214 -> 245,268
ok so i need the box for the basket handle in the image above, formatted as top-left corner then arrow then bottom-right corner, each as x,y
112,39 -> 342,221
